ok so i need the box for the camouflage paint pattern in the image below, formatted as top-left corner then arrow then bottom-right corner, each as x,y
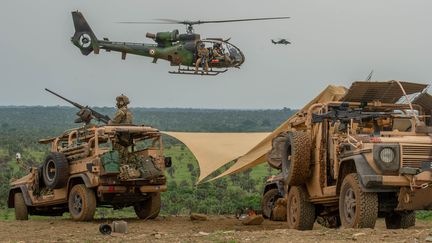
71,11 -> 244,70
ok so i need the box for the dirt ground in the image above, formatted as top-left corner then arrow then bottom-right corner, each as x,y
0,216 -> 431,242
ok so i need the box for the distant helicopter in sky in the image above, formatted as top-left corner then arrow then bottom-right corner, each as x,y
271,38 -> 291,45
71,11 -> 290,76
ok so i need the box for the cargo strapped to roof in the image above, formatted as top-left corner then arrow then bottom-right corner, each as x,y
342,81 -> 427,103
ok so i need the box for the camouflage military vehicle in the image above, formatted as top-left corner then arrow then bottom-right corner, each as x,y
261,174 -> 284,219
267,81 -> 432,230
8,124 -> 171,221
7,90 -> 171,221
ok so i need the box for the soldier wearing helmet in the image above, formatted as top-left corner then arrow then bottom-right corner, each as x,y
111,94 -> 133,124
212,42 -> 232,64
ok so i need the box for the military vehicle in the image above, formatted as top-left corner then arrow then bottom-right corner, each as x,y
71,11 -> 289,75
7,91 -> 172,221
267,80 -> 432,230
261,174 -> 284,220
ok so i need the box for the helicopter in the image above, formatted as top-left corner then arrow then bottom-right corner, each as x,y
71,11 -> 289,75
271,38 -> 291,45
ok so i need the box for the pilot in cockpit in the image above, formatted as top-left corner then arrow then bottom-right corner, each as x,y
212,43 -> 232,64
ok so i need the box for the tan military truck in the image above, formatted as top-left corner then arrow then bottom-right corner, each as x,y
267,81 -> 432,230
261,174 -> 284,220
8,124 -> 171,221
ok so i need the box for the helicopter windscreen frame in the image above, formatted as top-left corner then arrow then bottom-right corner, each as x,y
201,40 -> 244,68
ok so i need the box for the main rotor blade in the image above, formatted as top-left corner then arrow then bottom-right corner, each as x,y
196,16 -> 290,25
117,21 -> 175,24
117,16 -> 290,26
156,18 -> 186,24
119,19 -> 192,25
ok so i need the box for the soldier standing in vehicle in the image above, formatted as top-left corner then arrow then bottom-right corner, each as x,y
109,95 -> 133,165
194,42 -> 209,74
110,94 -> 133,124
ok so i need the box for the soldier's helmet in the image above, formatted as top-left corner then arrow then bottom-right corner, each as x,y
213,42 -> 221,48
116,94 -> 130,107
75,108 -> 92,124
199,42 -> 205,47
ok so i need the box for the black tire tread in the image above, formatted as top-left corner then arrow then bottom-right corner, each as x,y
134,192 -> 161,220
285,132 -> 311,186
68,184 -> 96,221
43,152 -> 69,189
385,211 -> 416,229
287,186 -> 315,230
261,188 -> 280,219
14,192 -> 28,220
339,173 -> 378,228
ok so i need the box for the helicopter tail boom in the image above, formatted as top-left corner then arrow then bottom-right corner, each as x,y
71,11 -> 100,55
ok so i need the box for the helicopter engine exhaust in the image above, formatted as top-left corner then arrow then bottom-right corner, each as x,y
146,33 -> 156,40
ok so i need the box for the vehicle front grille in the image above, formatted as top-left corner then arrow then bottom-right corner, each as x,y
401,144 -> 432,168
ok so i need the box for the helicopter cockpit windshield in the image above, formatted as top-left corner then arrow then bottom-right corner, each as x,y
202,40 -> 244,68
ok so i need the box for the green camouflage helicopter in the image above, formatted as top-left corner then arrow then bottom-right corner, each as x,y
71,11 -> 289,75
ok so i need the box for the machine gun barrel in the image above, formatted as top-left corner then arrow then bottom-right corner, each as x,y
312,108 -> 393,124
45,88 -> 111,124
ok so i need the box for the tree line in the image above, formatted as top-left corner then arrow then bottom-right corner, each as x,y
0,106 -> 293,215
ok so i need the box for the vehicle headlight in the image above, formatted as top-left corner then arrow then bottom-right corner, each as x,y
373,144 -> 400,172
379,147 -> 395,163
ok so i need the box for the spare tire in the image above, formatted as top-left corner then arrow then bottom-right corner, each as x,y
43,152 -> 69,189
281,131 -> 311,186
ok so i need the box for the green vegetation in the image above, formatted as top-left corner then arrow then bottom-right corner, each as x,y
416,211 -> 432,220
0,106 -> 290,218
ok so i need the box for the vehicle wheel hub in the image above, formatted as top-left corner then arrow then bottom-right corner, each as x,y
72,194 -> 83,213
344,188 -> 356,224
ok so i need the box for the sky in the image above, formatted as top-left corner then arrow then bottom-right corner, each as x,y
0,0 -> 431,109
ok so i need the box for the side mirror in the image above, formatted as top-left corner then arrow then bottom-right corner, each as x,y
164,157 -> 172,168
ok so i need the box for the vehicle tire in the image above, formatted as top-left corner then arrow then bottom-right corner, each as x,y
43,152 -> 69,189
68,184 -> 96,221
339,173 -> 378,228
14,192 -> 28,220
286,186 -> 315,230
261,188 -> 281,219
281,131 -> 311,186
385,211 -> 416,229
134,192 -> 161,219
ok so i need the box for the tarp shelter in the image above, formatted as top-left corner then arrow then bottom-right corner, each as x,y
164,81 -> 429,184
162,132 -> 269,182
208,85 -> 347,182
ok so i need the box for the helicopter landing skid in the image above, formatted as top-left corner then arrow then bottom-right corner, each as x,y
169,67 -> 227,76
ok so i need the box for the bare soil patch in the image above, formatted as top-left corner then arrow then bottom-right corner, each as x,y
0,216 -> 430,242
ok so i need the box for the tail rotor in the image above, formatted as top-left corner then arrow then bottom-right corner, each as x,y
71,11 -> 100,55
